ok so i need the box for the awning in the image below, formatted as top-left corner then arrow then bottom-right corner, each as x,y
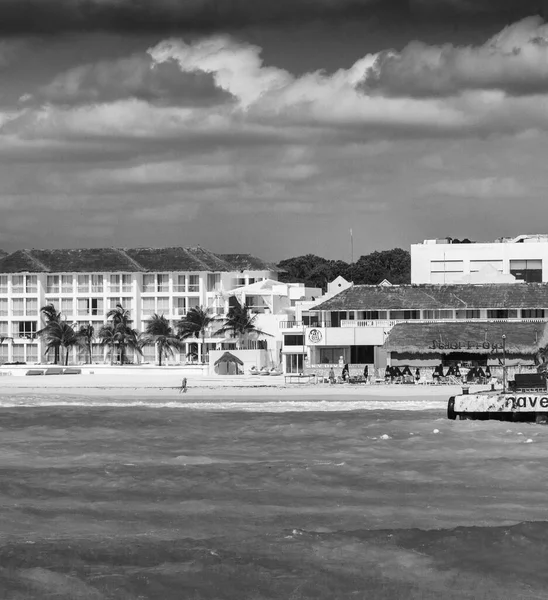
383,321 -> 548,355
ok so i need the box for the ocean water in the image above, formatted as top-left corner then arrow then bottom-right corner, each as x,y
0,395 -> 547,599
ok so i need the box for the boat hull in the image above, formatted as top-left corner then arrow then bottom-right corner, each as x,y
448,392 -> 548,422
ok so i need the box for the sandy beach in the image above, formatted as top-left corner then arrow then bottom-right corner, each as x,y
0,370 -> 483,403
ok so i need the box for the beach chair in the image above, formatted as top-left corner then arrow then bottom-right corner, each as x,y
45,368 -> 65,375
25,369 -> 44,376
63,368 -> 82,375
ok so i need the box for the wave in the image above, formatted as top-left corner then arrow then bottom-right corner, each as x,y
0,396 -> 446,412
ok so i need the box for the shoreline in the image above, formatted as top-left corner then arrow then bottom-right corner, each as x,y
0,371 -> 487,402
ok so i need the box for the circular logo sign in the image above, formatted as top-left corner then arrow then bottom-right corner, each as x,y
308,328 -> 323,344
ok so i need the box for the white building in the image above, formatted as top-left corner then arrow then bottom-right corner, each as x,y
411,234 -> 548,284
0,247 -> 280,365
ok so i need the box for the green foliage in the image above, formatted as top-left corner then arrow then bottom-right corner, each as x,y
277,248 -> 410,290
143,314 -> 185,366
217,299 -> 272,349
177,306 -> 216,363
99,304 -> 141,365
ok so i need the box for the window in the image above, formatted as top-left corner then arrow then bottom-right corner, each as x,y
456,309 -> 482,319
207,273 -> 221,292
26,298 -> 38,316
26,276 -> 38,294
350,345 -> 374,364
0,299 -> 7,316
109,275 -> 120,293
510,259 -> 542,283
61,299 -> 73,315
0,344 -> 8,363
422,309 -> 454,319
122,275 -> 132,293
91,298 -> 103,316
157,297 -> 169,314
12,298 -> 24,316
470,260 -> 503,273
174,297 -> 186,316
389,310 -> 421,320
522,309 -> 545,318
487,309 -> 519,319
142,274 -> 155,293
78,275 -> 90,293
187,297 -> 200,310
16,321 -> 37,339
142,344 -> 156,362
284,335 -> 304,346
26,345 -> 38,363
77,298 -> 103,316
188,275 -> 200,293
142,298 -> 155,315
12,275 -> 24,294
319,348 -> 348,364
157,274 -> 169,292
46,275 -> 59,294
91,274 -> 103,293
174,275 -> 186,293
61,275 -> 73,294
430,260 -> 464,284
0,276 -> 7,294
12,344 -> 25,362
0,321 -> 7,336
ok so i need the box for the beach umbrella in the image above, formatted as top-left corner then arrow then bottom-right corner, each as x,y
214,351 -> 244,367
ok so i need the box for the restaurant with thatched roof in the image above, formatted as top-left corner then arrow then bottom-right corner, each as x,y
383,321 -> 548,369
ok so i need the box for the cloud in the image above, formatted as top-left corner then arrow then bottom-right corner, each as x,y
0,0 -> 542,35
27,53 -> 233,107
0,39 -> 27,69
423,177 -> 527,198
362,16 -> 548,97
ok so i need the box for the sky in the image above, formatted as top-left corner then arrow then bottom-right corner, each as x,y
1,0 -> 548,262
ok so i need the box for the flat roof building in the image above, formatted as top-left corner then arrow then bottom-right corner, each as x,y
411,234 -> 548,285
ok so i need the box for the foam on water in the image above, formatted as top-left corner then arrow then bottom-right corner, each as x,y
0,395 -> 446,412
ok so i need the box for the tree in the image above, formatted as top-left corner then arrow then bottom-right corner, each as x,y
38,303 -> 62,364
76,324 -> 95,364
177,306 -> 216,363
98,323 -> 142,365
40,321 -> 80,366
351,249 -> 411,285
143,314 -> 185,366
216,299 -> 272,349
101,304 -> 141,365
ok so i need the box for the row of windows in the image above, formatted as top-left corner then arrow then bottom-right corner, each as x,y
0,273 -> 240,295
430,259 -> 543,283
317,309 -> 547,323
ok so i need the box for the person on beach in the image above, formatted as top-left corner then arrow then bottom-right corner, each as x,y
341,364 -> 349,382
179,377 -> 188,393
328,367 -> 335,384
363,365 -> 368,383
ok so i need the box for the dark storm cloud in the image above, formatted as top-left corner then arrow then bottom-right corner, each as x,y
0,0 -> 544,35
28,53 -> 233,106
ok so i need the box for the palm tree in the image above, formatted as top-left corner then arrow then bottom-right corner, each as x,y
143,314 -> 185,366
76,324 -> 95,364
216,299 -> 272,349
98,323 -> 142,365
41,321 -> 80,366
102,304 -> 140,364
38,304 -> 62,364
177,306 -> 216,363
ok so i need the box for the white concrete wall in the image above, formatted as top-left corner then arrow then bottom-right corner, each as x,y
411,241 -> 548,284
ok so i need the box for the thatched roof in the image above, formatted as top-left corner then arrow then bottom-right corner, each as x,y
217,254 -> 282,272
384,322 -> 548,355
0,247 -> 277,274
314,283 -> 548,311
214,351 -> 244,366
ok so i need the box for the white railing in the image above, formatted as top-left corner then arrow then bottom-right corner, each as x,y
340,317 -> 548,328
279,321 -> 305,329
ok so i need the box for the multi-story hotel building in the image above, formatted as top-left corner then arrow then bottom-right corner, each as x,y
0,247 -> 280,365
